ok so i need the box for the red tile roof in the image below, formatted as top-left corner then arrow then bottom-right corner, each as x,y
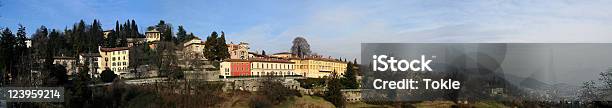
100,47 -> 129,52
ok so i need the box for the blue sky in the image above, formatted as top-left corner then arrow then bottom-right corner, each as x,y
2,0 -> 612,63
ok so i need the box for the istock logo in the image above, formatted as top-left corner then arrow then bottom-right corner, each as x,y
372,55 -> 433,72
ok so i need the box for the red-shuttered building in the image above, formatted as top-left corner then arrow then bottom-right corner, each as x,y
230,61 -> 251,76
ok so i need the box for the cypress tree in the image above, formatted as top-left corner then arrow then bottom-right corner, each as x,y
217,31 -> 229,60
131,20 -> 139,38
90,19 -> 103,52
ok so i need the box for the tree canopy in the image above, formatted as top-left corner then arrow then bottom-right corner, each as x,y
291,37 -> 311,58
203,31 -> 230,61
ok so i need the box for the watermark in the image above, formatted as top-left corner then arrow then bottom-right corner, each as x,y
0,87 -> 64,102
361,43 -> 612,102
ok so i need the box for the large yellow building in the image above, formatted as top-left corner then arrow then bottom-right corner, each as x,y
290,57 -> 347,78
99,47 -> 130,75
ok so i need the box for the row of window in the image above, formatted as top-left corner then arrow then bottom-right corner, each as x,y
253,71 -> 296,76
111,56 -> 127,61
226,71 -> 297,76
112,67 -> 128,72
295,65 -> 346,70
104,51 -> 127,55
251,63 -> 293,69
112,62 -> 127,66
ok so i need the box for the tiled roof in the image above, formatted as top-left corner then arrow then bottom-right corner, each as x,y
288,57 -> 346,63
224,58 -> 294,63
100,47 -> 129,52
273,52 -> 292,55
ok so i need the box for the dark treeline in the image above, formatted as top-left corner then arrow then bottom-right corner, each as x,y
104,20 -> 143,48
0,25 -> 30,85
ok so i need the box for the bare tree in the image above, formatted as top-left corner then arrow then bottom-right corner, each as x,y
291,37 -> 311,58
580,80 -> 600,102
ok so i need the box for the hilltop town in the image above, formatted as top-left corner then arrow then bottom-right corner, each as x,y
0,19 -> 363,107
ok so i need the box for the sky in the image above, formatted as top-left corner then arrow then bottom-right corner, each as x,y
2,0 -> 612,65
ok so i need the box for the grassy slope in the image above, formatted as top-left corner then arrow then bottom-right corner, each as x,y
276,96 -> 336,108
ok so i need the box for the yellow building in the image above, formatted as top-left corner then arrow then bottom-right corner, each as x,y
290,57 -> 347,78
183,37 -> 205,58
99,47 -> 130,75
271,52 -> 293,58
250,58 -> 296,76
145,29 -> 161,42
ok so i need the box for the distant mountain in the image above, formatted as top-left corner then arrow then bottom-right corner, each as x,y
501,73 -> 550,90
497,73 -> 581,100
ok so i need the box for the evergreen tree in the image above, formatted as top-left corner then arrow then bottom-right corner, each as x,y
324,71 -> 345,107
69,66 -> 92,107
15,25 -> 31,85
203,31 -> 219,61
217,31 -> 229,60
0,28 -> 16,84
105,30 -> 117,48
32,26 -> 50,74
155,20 -> 174,42
100,68 -> 116,83
90,19 -> 103,52
74,20 -> 87,53
47,64 -> 68,86
187,32 -> 195,40
112,21 -> 121,47
342,62 -> 358,89
16,25 -> 27,49
119,21 -> 128,47
131,20 -> 140,38
176,26 -> 187,42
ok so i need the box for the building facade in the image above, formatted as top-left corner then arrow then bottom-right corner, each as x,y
79,53 -> 102,78
220,58 -> 296,77
227,42 -> 250,59
145,29 -> 161,42
270,52 -> 292,58
250,59 -> 295,76
127,38 -> 146,47
99,47 -> 130,75
53,56 -> 77,75
290,57 -> 347,78
182,37 -> 205,59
